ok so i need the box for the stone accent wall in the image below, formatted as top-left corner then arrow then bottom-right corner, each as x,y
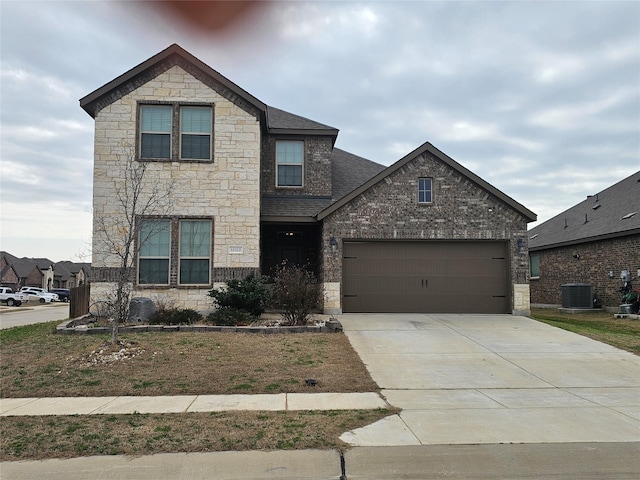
261,135 -> 333,196
91,65 -> 261,310
530,235 -> 639,309
321,151 -> 531,314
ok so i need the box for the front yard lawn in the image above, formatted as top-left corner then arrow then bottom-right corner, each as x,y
530,308 -> 640,355
0,321 -> 390,460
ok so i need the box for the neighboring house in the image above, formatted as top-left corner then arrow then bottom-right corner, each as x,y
528,172 -> 640,310
0,252 -> 44,289
80,44 -> 536,315
0,252 -> 91,290
53,261 -> 91,288
29,258 -> 55,290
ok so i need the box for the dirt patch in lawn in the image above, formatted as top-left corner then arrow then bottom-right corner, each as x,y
0,322 -> 378,398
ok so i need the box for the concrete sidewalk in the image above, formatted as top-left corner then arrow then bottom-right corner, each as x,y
0,392 -> 387,416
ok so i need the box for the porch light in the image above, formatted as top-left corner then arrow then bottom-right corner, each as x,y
329,236 -> 338,252
516,238 -> 526,255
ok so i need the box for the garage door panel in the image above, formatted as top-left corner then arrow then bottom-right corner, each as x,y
342,241 -> 509,314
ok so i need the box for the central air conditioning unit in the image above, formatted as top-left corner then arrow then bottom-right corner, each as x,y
561,283 -> 593,309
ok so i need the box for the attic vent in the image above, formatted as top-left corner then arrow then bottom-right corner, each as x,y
621,212 -> 637,220
592,204 -> 601,210
530,234 -> 539,239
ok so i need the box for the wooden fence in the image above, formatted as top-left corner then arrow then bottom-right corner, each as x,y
69,284 -> 90,318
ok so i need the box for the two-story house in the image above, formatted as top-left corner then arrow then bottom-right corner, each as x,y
80,44 -> 536,316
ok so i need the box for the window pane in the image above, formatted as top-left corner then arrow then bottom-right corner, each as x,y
278,165 -> 302,186
139,259 -> 169,284
141,105 -> 171,132
180,259 -> 210,284
530,254 -> 540,277
181,107 -> 211,133
418,178 -> 432,203
276,141 -> 303,164
181,135 -> 211,159
139,220 -> 170,256
141,133 -> 170,159
180,220 -> 211,257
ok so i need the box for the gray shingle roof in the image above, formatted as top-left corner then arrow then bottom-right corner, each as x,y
266,106 -> 338,135
261,196 -> 333,219
529,171 -> 640,250
331,148 -> 387,201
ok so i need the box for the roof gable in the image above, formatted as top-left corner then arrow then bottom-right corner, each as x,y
529,171 -> 640,250
80,44 -> 338,141
318,142 -> 537,221
80,44 -> 266,119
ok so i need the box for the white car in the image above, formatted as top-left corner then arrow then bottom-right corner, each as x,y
20,287 -> 59,303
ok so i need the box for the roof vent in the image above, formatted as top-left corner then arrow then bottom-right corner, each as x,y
529,233 -> 539,239
592,204 -> 601,210
621,212 -> 637,220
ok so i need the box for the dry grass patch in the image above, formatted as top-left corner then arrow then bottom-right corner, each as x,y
1,321 -> 378,398
0,408 -> 397,461
530,308 -> 640,355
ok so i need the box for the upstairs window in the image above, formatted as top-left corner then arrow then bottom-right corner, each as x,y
139,103 -> 213,161
276,140 -> 303,187
140,105 -> 171,159
181,107 -> 212,160
418,177 -> 433,204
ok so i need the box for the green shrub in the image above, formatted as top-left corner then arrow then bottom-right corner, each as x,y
206,309 -> 254,326
271,263 -> 323,326
208,274 -> 271,318
150,308 -> 203,325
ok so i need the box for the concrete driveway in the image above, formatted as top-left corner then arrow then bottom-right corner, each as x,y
339,314 -> 640,446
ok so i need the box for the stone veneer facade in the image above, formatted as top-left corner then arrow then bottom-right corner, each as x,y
320,151 -> 532,315
91,65 -> 260,311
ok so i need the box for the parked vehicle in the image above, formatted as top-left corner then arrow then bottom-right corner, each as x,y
20,287 -> 59,304
49,288 -> 70,302
0,287 -> 29,306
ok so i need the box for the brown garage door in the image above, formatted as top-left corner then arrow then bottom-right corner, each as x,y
342,241 -> 509,313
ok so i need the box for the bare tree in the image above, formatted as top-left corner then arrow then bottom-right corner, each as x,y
93,143 -> 174,343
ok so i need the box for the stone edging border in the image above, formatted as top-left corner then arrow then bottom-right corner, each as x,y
56,318 -> 344,335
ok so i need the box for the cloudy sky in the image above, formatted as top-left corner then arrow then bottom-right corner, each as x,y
1,0 -> 639,262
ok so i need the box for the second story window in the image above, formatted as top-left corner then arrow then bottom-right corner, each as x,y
139,103 -> 213,161
140,105 -> 171,159
181,107 -> 212,160
276,140 -> 303,187
418,177 -> 433,204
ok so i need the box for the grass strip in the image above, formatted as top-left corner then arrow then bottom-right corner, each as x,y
0,409 -> 397,461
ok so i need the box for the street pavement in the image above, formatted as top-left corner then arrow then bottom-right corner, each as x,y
2,313 -> 639,479
0,303 -> 69,329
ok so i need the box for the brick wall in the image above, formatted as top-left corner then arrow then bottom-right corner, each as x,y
530,234 -> 640,309
261,135 -> 333,196
321,150 -> 531,313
